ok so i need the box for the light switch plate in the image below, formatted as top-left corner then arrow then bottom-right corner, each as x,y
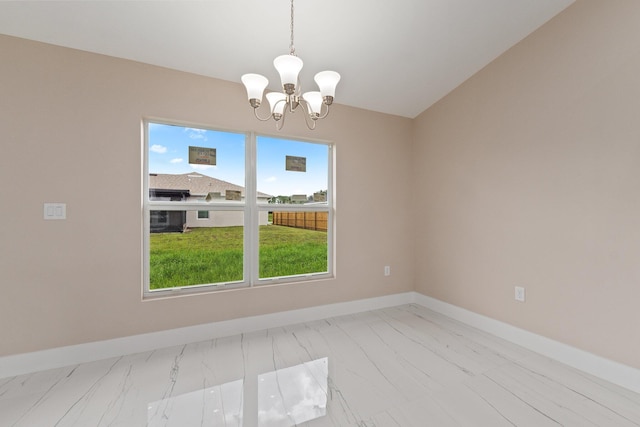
44,203 -> 66,220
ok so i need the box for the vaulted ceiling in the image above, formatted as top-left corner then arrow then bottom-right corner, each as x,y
0,0 -> 574,118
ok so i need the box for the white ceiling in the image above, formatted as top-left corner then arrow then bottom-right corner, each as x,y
0,0 -> 574,118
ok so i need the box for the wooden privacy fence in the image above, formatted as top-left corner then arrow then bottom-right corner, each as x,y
272,211 -> 328,232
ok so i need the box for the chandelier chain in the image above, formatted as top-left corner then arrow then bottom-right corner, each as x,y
289,0 -> 296,56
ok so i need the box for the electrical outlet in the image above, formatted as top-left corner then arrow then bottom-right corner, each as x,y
384,266 -> 391,276
515,286 -> 526,302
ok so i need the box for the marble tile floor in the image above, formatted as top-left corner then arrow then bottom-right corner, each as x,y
1,304 -> 639,426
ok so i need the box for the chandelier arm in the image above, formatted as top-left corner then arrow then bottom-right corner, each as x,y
318,103 -> 331,120
276,107 -> 287,131
307,117 -> 317,130
274,97 -> 287,113
297,99 -> 318,130
252,105 -> 274,121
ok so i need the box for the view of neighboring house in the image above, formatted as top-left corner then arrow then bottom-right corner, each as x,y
149,172 -> 271,232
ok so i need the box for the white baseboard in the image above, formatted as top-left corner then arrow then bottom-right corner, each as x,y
412,293 -> 640,394
2,291 -> 639,396
0,292 -> 414,379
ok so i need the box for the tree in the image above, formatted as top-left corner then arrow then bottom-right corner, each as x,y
271,195 -> 291,204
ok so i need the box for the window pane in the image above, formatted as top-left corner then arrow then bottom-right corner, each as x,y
148,123 -> 245,203
149,210 -> 244,289
256,136 -> 328,205
259,211 -> 328,279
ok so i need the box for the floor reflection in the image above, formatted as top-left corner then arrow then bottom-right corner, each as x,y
147,358 -> 328,426
148,379 -> 244,426
258,357 -> 328,426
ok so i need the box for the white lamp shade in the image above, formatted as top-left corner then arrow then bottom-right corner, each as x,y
273,55 -> 303,86
314,71 -> 340,98
241,74 -> 268,101
302,91 -> 324,115
266,92 -> 287,115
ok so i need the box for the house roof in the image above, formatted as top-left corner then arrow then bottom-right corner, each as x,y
149,172 -> 271,199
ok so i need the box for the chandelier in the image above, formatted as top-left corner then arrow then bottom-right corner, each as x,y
241,0 -> 340,130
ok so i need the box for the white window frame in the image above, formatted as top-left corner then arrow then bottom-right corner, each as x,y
142,119 -> 335,299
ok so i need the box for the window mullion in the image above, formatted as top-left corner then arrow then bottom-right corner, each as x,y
328,144 -> 335,278
148,202 -> 245,211
246,132 -> 258,286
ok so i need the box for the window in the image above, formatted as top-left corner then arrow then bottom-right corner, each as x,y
256,136 -> 330,280
143,120 -> 333,296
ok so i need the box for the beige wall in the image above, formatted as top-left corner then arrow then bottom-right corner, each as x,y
0,34 -> 414,356
413,0 -> 640,370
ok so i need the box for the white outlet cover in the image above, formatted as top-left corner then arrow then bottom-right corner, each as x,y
515,286 -> 526,302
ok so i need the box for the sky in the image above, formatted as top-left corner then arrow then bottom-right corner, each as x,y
148,122 -> 329,197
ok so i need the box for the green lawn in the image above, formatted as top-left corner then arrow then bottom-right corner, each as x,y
149,225 -> 327,289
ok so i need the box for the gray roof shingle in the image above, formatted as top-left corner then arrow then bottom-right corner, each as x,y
149,172 -> 271,198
